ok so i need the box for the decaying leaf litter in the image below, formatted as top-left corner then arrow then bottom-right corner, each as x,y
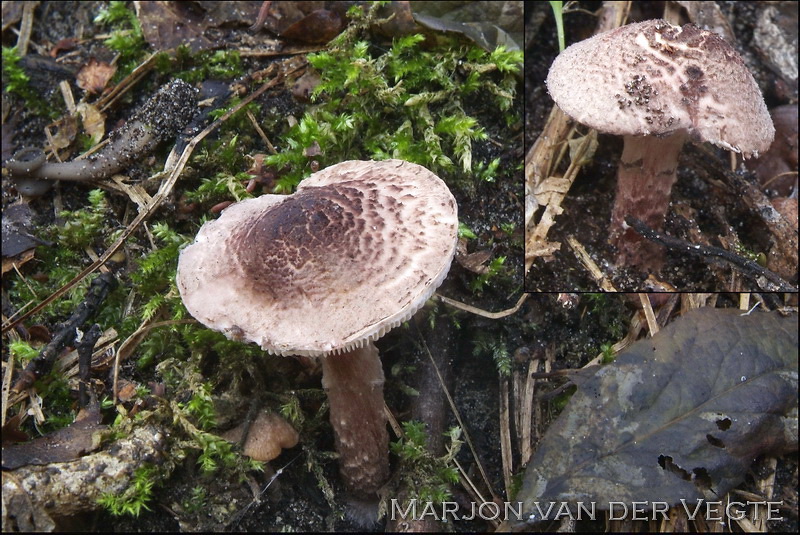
525,1 -> 798,292
514,306 -> 798,528
2,1 -> 526,531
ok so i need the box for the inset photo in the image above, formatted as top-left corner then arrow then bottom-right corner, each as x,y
525,1 -> 797,292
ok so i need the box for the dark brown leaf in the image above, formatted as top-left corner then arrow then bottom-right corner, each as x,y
279,9 -> 343,44
1,405 -> 106,470
514,307 -> 798,525
411,1 -> 523,52
1,203 -> 40,259
135,1 -> 213,53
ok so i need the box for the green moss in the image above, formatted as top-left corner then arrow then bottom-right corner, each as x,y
2,46 -> 54,116
600,343 -> 616,364
182,381 -> 216,430
263,6 -> 521,193
469,256 -> 508,294
7,190 -> 130,326
472,330 -> 511,377
182,486 -> 208,514
35,375 -> 76,433
9,340 -> 39,363
551,384 -> 577,412
98,465 -> 157,516
167,47 -> 244,83
58,189 -> 109,249
389,421 -> 463,505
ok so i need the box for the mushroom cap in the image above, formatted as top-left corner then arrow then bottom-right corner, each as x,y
177,159 -> 458,357
220,412 -> 299,462
546,19 -> 774,158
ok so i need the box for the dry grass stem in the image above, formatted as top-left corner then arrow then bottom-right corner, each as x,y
638,294 -> 659,336
499,378 -> 513,497
435,293 -> 528,319
567,235 -> 617,291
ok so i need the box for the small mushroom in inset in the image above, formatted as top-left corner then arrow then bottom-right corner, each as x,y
221,412 -> 299,462
177,159 -> 458,503
546,19 -> 775,271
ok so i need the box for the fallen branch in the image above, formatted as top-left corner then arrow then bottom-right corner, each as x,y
11,272 -> 117,393
625,216 -> 796,292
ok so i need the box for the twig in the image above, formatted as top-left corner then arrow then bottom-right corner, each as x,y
567,235 -> 617,291
227,453 -> 301,529
625,216 -> 796,292
418,334 -> 500,507
435,292 -> 528,319
499,378 -> 513,498
16,2 -> 36,56
638,294 -> 658,336
77,323 -> 102,408
11,272 -> 117,393
96,53 -> 158,112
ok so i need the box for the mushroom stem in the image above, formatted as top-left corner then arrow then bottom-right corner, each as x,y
610,131 -> 688,270
321,342 -> 389,499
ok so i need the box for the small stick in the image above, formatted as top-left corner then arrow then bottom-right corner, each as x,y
638,294 -> 659,336
436,293 -> 528,319
567,235 -> 617,291
77,324 -> 102,408
11,272 -> 117,393
499,378 -> 513,497
625,216 -> 796,292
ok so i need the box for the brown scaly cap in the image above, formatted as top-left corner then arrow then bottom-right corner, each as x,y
177,159 -> 458,356
546,19 -> 774,158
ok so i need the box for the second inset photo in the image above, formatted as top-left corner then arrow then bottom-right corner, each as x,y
525,1 -> 797,292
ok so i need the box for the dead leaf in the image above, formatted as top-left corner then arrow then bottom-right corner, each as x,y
456,248 -> 493,274
134,1 -> 214,52
411,1 -> 523,52
1,203 -> 48,274
49,37 -> 80,58
45,114 -> 78,151
76,102 -> 106,145
1,406 -> 106,470
75,58 -> 116,95
514,307 -> 798,526
292,69 -> 321,101
279,8 -> 343,44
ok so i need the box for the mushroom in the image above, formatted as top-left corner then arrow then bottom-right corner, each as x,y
176,159 -> 458,500
221,412 -> 299,462
545,19 -> 775,271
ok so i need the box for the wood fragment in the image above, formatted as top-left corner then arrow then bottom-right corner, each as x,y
638,294 -> 659,336
435,293 -> 528,319
566,236 -> 617,291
